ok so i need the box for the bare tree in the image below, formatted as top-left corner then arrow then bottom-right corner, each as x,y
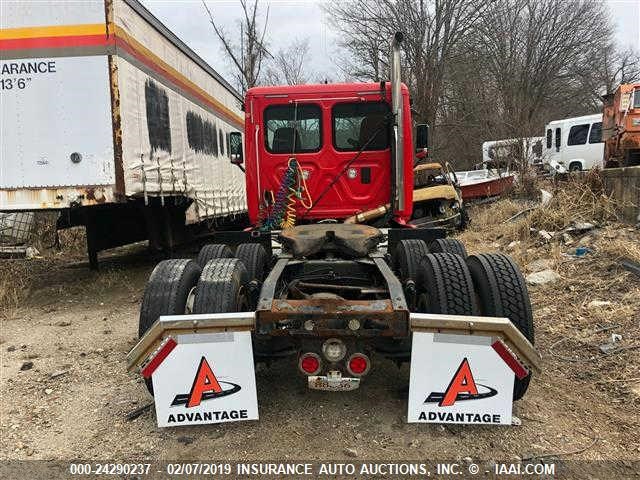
586,43 -> 640,102
472,0 -> 612,134
436,0 -> 620,168
263,38 -> 312,85
325,0 -> 487,128
202,0 -> 272,93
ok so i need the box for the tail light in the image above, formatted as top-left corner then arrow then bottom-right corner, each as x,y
347,353 -> 370,376
299,353 -> 321,375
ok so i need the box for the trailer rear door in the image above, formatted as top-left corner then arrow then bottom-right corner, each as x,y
1,1 -> 115,190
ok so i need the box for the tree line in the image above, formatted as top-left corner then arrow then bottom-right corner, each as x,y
204,0 -> 639,169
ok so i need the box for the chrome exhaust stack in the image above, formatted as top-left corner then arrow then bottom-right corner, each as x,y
390,32 -> 405,214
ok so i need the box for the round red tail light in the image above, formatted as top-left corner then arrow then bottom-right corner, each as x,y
347,353 -> 370,376
299,353 -> 321,375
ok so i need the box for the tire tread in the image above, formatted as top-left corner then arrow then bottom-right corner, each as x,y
196,244 -> 233,267
193,258 -> 248,314
395,239 -> 430,282
466,253 -> 534,400
418,253 -> 478,315
429,238 -> 468,258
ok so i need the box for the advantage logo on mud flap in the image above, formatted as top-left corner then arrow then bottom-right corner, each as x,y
407,332 -> 514,425
152,332 -> 258,427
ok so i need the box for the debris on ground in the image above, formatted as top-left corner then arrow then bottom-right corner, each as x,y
124,402 -> 154,421
537,230 -> 553,241
526,269 -> 561,285
19,361 -> 33,371
344,447 -> 358,457
527,258 -> 554,272
587,300 -> 612,309
621,258 -> 640,278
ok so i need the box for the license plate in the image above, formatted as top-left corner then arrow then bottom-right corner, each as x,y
308,375 -> 360,391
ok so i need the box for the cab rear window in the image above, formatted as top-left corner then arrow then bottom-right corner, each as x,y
264,104 -> 321,153
332,102 -> 390,151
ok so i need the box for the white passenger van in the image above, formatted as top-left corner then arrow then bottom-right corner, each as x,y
544,114 -> 603,172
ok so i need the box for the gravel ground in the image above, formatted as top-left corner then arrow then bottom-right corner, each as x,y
1,219 -> 639,471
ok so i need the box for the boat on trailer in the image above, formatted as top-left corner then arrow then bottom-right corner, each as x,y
455,169 -> 515,201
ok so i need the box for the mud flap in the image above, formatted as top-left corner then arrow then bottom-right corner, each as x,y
127,313 -> 258,427
407,313 -> 541,425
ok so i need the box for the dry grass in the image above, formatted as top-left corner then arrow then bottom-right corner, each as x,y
460,170 -> 623,247
457,170 -> 640,403
527,171 -> 619,232
596,234 -> 640,264
0,261 -> 32,320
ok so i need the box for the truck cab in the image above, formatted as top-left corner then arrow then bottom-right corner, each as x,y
602,83 -> 640,167
240,82 -> 416,226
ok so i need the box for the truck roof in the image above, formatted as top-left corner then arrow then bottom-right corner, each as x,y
482,136 -> 544,147
246,82 -> 407,97
546,113 -> 602,126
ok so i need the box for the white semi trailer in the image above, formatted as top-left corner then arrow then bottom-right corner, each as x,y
0,0 -> 247,267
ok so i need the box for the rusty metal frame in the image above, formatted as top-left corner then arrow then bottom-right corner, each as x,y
254,253 -> 410,338
258,298 -> 408,338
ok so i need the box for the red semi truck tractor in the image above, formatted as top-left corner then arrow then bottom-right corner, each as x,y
242,81 -> 415,226
128,34 -> 539,399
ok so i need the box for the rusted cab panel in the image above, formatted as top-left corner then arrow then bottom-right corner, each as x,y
603,83 -> 640,167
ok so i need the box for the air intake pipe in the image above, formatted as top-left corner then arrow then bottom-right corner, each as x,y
390,32 -> 405,215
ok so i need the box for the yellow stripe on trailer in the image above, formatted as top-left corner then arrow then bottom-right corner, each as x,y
0,23 -> 107,40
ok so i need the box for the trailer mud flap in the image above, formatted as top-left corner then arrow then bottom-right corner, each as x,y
407,313 -> 541,425
127,313 -> 258,427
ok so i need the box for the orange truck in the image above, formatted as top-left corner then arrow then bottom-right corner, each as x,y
602,83 -> 640,168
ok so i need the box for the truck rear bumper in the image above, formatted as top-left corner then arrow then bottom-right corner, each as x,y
126,312 -> 255,372
128,311 -> 540,377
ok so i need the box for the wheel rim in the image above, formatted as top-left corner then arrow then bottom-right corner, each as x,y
185,286 -> 197,314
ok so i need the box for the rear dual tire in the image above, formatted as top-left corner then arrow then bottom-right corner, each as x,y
394,239 -> 430,283
196,244 -> 233,267
467,253 -> 534,401
417,253 -> 478,315
138,259 -> 202,394
138,258 -> 250,395
139,259 -> 201,337
394,238 -> 468,284
193,258 -> 249,314
409,249 -> 534,400
429,238 -> 468,258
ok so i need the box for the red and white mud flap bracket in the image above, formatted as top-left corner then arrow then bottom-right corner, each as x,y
407,313 -> 541,426
126,312 -> 258,428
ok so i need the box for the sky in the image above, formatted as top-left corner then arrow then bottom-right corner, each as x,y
141,0 -> 640,90
141,0 -> 339,87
